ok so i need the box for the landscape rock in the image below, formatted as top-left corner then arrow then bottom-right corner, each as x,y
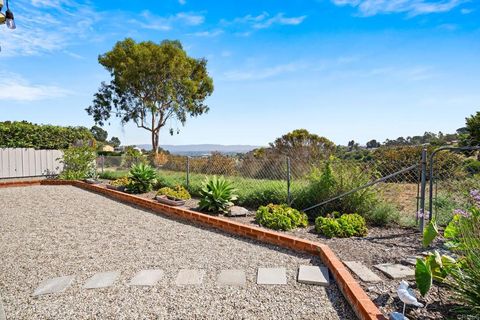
227,206 -> 250,217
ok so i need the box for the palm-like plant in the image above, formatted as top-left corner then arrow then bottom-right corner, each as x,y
126,163 -> 157,194
199,176 -> 238,213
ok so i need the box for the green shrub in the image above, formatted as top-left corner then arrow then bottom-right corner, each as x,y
255,204 -> 308,231
109,177 -> 131,187
198,176 -> 238,213
298,159 -> 378,219
463,158 -> 480,175
126,163 -> 157,194
365,202 -> 400,226
0,121 -> 93,149
315,213 -> 368,238
157,185 -> 191,200
58,146 -> 97,180
122,147 -> 147,168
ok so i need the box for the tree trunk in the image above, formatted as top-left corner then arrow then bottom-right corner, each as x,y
152,131 -> 159,155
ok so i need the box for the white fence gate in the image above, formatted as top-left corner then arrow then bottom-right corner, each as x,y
0,148 -> 64,179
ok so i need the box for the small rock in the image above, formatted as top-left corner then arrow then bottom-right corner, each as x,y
227,206 -> 250,217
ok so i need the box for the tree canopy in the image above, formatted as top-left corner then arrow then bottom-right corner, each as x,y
86,38 -> 214,154
269,129 -> 335,160
460,111 -> 480,147
90,125 -> 108,142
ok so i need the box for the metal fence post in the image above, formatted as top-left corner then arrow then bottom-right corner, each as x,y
419,148 -> 427,232
286,157 -> 291,205
186,156 -> 190,190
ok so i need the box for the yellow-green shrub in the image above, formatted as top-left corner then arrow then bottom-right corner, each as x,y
315,213 -> 367,238
157,185 -> 191,200
256,204 -> 308,231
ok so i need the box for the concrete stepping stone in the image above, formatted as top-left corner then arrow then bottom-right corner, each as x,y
297,266 -> 330,286
32,275 -> 75,296
84,271 -> 120,289
343,261 -> 382,283
129,270 -> 164,286
175,269 -> 205,285
257,267 -> 287,285
402,256 -> 420,266
374,263 -> 414,279
217,269 -> 246,286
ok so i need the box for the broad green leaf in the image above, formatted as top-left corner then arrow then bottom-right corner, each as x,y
415,258 -> 433,296
444,219 -> 458,239
423,219 -> 439,247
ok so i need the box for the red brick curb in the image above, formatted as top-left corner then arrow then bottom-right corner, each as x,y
0,179 -> 386,320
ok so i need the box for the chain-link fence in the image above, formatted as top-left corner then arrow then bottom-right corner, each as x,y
96,151 -> 425,219
95,145 -> 479,225
428,147 -> 480,225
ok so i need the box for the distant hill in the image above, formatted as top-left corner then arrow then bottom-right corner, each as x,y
136,144 -> 262,156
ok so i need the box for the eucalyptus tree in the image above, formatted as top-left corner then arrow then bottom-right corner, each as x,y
86,38 -> 214,154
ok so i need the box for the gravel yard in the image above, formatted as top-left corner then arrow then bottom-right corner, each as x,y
0,186 -> 355,320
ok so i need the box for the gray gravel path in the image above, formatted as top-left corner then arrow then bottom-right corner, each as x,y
0,186 -> 355,319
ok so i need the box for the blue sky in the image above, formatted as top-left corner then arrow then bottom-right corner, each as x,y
0,0 -> 479,147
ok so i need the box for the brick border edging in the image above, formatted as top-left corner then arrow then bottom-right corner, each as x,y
0,180 -> 386,320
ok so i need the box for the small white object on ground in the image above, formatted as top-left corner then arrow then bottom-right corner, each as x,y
343,261 -> 382,283
374,263 -> 414,279
217,269 -> 246,286
257,267 -> 287,285
297,266 -> 330,286
175,269 -> 205,285
32,276 -> 75,296
83,271 -> 120,289
397,280 -> 424,307
129,270 -> 164,286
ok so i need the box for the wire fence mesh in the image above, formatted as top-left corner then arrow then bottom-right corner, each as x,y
96,146 -> 479,225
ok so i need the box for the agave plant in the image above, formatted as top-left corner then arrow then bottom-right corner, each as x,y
199,176 -> 238,213
126,163 -> 157,194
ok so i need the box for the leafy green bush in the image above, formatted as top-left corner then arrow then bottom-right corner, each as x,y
365,202 -> 400,226
109,177 -> 131,187
198,176 -> 238,213
157,185 -> 191,200
126,163 -> 157,194
255,204 -> 308,231
298,159 -> 378,219
463,158 -> 480,175
58,146 -> 97,180
0,121 -> 93,149
315,213 -> 368,238
122,147 -> 147,168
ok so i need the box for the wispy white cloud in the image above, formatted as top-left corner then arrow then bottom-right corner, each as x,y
132,11 -> 205,31
178,0 -> 186,5
222,12 -> 307,31
1,0 -> 99,57
332,0 -> 467,17
0,72 -> 70,101
460,8 -> 474,14
223,62 -> 307,81
189,29 -> 224,37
